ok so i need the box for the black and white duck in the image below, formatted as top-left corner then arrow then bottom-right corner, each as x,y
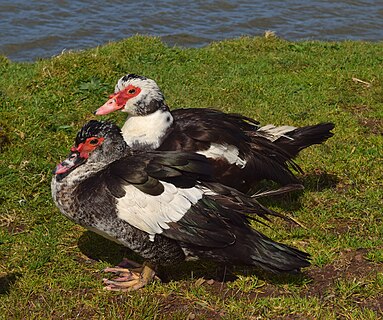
52,120 -> 310,291
95,74 -> 334,194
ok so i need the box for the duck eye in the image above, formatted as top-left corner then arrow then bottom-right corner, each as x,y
128,88 -> 136,94
89,138 -> 99,145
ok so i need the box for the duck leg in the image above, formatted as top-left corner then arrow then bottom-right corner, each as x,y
103,261 -> 158,291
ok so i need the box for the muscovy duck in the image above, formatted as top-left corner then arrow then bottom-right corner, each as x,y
52,120 -> 310,291
95,74 -> 334,194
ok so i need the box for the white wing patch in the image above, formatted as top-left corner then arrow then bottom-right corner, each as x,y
197,143 -> 247,169
116,181 -> 204,241
258,124 -> 296,142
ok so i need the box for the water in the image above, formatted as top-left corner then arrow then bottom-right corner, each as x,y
1,0 -> 382,62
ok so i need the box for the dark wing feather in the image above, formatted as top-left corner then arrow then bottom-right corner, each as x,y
100,149 -> 293,249
104,150 -> 213,198
147,151 -> 213,181
133,176 -> 164,196
104,173 -> 127,198
100,151 -> 242,247
159,108 -> 304,192
272,122 -> 335,157
162,196 -> 248,248
163,108 -> 256,151
105,155 -> 161,197
201,182 -> 291,223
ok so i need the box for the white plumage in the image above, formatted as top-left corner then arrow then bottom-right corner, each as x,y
258,124 -> 296,142
121,109 -> 173,149
116,181 -> 204,241
115,77 -> 164,113
197,143 -> 247,168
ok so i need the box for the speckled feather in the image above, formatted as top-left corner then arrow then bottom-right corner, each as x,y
52,120 -> 311,272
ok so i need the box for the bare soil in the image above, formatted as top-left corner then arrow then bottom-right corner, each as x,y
156,248 -> 383,318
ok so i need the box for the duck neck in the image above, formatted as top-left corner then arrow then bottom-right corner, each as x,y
121,107 -> 173,150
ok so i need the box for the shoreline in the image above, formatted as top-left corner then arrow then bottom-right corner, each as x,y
1,35 -> 382,319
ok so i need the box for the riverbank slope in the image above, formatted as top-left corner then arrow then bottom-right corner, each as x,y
1,35 -> 382,319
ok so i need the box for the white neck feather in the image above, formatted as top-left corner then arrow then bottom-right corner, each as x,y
121,109 -> 173,149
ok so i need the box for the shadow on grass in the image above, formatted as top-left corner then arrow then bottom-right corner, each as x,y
255,183 -> 304,212
77,231 -> 311,287
0,273 -> 19,295
77,231 -> 143,266
300,170 -> 339,192
257,170 -> 339,213
161,260 -> 311,288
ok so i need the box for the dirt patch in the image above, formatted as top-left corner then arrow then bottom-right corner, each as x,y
357,117 -> 383,135
346,104 -> 372,113
305,248 -> 382,298
358,295 -> 383,314
4,223 -> 26,235
158,292 -> 225,319
193,248 -> 382,303
342,104 -> 383,135
335,180 -> 353,194
202,277 -> 289,302
326,217 -> 360,235
0,212 -> 27,236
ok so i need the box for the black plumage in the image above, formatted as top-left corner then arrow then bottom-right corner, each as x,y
95,74 -> 335,195
52,120 -> 310,290
269,122 -> 336,158
159,108 -> 305,192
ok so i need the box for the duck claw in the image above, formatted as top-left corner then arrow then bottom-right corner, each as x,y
103,278 -> 146,291
102,261 -> 157,291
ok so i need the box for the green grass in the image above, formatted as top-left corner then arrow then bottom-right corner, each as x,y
1,35 -> 382,319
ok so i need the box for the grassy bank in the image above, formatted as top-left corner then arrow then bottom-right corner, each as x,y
0,35 -> 382,319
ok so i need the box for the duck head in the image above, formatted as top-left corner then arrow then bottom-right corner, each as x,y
54,120 -> 126,181
95,74 -> 166,116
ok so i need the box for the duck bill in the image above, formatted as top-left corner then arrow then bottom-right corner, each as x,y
94,96 -> 123,115
53,152 -> 86,178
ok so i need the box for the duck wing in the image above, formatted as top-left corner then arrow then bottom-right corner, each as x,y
98,151 -> 281,247
159,108 -> 301,192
